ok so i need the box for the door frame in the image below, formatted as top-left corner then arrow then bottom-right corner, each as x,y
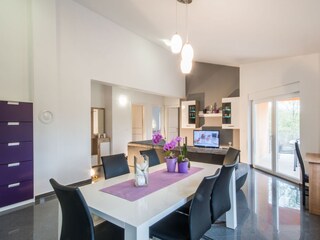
131,104 -> 145,141
252,93 -> 300,183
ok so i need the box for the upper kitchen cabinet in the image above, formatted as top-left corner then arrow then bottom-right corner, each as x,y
181,100 -> 199,129
222,97 -> 240,129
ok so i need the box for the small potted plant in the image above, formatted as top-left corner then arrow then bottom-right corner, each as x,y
163,137 -> 182,172
177,138 -> 189,173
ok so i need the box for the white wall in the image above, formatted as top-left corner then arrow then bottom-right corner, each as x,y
91,81 -> 109,108
1,0 -> 185,195
0,0 -> 31,102
112,86 -> 165,155
240,53 -> 320,165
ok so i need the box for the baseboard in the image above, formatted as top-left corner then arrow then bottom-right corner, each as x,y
35,178 -> 92,202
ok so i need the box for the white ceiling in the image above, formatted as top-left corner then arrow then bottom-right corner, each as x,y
73,0 -> 320,66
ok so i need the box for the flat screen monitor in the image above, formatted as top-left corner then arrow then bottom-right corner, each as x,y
193,130 -> 220,148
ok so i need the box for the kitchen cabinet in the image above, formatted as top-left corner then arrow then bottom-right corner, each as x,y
181,100 -> 199,129
222,97 -> 239,129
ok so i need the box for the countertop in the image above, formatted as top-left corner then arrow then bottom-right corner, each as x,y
128,140 -> 228,155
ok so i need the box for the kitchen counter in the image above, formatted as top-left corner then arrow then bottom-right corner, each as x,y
128,140 -> 228,166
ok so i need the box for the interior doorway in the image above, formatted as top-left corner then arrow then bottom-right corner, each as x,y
166,107 -> 179,141
152,106 -> 161,134
132,104 -> 144,141
252,94 -> 300,182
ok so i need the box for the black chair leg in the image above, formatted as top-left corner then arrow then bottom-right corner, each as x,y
302,184 -> 305,206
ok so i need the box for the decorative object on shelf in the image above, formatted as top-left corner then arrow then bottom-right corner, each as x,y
134,155 -> 149,187
213,102 -> 220,113
38,110 -> 54,124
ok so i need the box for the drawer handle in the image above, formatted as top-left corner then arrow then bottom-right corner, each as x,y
8,183 -> 20,188
8,162 -> 20,167
7,101 -> 19,105
8,142 -> 20,147
8,122 -> 20,126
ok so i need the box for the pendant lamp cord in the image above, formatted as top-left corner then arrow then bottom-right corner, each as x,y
175,0 -> 178,33
185,0 -> 189,43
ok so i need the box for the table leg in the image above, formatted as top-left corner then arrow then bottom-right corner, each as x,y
124,223 -> 149,240
226,169 -> 237,229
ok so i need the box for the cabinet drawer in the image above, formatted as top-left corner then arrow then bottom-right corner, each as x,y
0,101 -> 33,122
0,161 -> 33,185
0,180 -> 33,207
0,142 -> 33,164
0,122 -> 33,143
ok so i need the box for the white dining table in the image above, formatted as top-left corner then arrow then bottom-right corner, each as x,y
80,161 -> 237,240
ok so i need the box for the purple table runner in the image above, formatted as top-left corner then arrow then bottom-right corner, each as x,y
100,167 -> 203,202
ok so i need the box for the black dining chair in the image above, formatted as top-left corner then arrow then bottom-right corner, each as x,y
49,178 -> 124,240
211,153 -> 239,224
101,153 -> 130,179
223,147 -> 240,166
177,147 -> 240,216
139,149 -> 160,167
149,169 -> 221,240
295,141 -> 309,206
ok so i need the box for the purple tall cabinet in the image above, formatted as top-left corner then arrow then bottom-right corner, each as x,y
0,101 -> 34,208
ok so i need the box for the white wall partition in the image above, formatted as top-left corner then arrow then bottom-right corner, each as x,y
240,54 -> 320,166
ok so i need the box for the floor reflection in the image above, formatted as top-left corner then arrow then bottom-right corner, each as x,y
205,168 -> 320,240
1,168 -> 320,240
253,172 -> 301,239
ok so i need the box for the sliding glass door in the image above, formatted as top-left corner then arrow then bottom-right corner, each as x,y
253,95 -> 300,181
275,97 -> 300,179
253,100 -> 273,171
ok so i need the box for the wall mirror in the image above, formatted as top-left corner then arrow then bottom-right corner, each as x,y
152,106 -> 161,134
91,107 -> 105,137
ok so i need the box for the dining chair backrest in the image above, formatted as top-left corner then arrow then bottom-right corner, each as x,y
189,169 -> 221,240
295,141 -> 306,179
211,159 -> 238,223
50,178 -> 95,240
101,153 -> 130,179
139,149 -> 160,167
223,147 -> 240,166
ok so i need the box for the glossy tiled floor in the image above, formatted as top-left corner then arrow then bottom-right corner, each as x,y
1,168 -> 320,240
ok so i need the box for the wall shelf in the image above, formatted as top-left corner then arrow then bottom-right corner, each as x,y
198,111 -> 222,118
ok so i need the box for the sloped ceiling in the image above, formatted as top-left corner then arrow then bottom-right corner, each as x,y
74,0 -> 320,66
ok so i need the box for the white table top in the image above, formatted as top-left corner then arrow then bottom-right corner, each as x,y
80,162 -> 227,240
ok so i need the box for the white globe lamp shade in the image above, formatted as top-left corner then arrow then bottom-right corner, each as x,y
181,43 -> 194,61
170,34 -> 182,54
180,59 -> 192,74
